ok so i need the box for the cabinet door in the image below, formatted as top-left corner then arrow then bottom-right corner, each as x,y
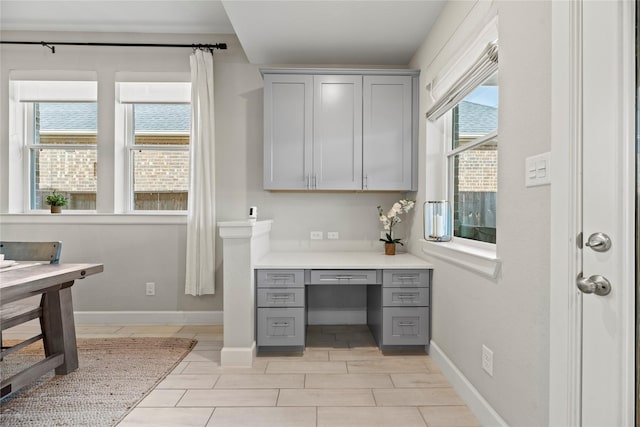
263,74 -> 313,190
363,75 -> 413,190
313,75 -> 363,190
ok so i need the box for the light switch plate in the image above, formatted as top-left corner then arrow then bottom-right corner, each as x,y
525,152 -> 551,187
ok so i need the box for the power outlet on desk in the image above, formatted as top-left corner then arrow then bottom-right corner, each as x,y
310,231 -> 323,240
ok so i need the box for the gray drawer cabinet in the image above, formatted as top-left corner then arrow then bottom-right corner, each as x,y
372,269 -> 431,349
256,267 -> 431,352
256,269 -> 305,349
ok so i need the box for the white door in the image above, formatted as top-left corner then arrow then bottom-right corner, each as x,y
581,1 -> 635,425
550,1 -> 635,426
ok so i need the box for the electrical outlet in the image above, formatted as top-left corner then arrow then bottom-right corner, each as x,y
310,231 -> 323,240
145,282 -> 156,296
482,344 -> 493,376
327,231 -> 339,240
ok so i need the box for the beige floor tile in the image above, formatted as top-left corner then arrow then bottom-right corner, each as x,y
76,333 -> 134,339
183,350 -> 221,363
215,374 -> 304,389
180,325 -> 223,334
193,341 -> 224,351
373,388 -> 465,406
181,361 -> 268,375
194,333 -> 224,341
207,407 -> 316,427
257,350 -> 329,362
117,407 -> 213,426
390,373 -> 451,388
137,389 -> 186,407
170,361 -> 189,375
156,374 -> 219,389
347,358 -> 431,374
419,406 -> 482,427
305,373 -> 393,389
277,389 -> 375,406
178,389 -> 278,407
266,361 -> 347,374
329,349 -> 383,361
318,406 -> 427,427
76,325 -> 124,334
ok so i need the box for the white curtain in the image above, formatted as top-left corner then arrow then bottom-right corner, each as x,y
185,50 -> 216,295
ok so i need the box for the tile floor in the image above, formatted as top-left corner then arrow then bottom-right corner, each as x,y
4,322 -> 481,427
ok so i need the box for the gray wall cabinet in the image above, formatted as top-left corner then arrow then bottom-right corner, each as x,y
262,68 -> 419,191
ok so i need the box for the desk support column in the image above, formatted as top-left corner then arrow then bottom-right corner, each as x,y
218,220 -> 272,367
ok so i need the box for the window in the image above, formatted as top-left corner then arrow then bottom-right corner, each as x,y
125,103 -> 191,211
28,102 -> 98,210
448,74 -> 498,243
425,36 -> 498,245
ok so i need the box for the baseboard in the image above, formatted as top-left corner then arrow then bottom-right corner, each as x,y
221,342 -> 256,368
74,311 -> 223,325
430,340 -> 508,427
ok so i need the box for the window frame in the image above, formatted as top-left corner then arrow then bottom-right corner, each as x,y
23,101 -> 99,213
122,102 -> 191,213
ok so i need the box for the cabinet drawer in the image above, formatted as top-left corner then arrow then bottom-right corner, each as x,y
257,308 -> 305,347
382,287 -> 429,307
382,307 -> 429,346
310,269 -> 377,285
383,269 -> 430,287
257,288 -> 305,308
257,269 -> 304,288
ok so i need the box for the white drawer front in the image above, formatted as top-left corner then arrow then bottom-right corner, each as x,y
310,269 -> 378,285
256,269 -> 304,288
257,288 -> 305,308
257,308 -> 305,347
382,307 -> 429,346
383,269 -> 430,287
382,287 -> 429,307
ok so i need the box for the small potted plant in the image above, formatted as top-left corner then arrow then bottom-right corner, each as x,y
377,199 -> 415,255
45,190 -> 68,214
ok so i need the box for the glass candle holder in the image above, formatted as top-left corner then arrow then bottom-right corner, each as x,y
424,201 -> 452,242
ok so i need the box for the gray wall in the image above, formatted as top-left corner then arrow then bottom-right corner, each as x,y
0,30 -> 403,312
407,2 -> 551,426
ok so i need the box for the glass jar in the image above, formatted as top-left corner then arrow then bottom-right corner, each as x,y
424,201 -> 452,242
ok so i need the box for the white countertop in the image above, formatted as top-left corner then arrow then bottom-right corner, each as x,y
254,251 -> 434,269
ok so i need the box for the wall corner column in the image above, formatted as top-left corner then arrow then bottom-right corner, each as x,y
217,220 -> 272,367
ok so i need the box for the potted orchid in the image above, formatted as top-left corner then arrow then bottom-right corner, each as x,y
377,199 -> 415,255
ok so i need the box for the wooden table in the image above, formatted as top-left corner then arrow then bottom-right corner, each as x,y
0,263 -> 103,398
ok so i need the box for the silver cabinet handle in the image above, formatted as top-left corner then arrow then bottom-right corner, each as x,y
269,275 -> 292,279
270,295 -> 292,299
307,175 -> 311,190
363,175 -> 368,190
272,322 -> 290,327
396,294 -> 417,299
313,174 -> 317,190
397,275 -> 418,280
398,322 -> 416,327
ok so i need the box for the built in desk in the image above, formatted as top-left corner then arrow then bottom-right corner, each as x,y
253,252 -> 434,353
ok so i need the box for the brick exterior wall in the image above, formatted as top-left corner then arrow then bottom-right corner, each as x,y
455,138 -> 497,193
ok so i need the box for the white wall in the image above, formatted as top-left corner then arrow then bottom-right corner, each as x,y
0,30 -> 404,313
407,1 -> 551,425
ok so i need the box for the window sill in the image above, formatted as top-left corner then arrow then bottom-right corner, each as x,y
419,238 -> 501,280
0,213 -> 187,225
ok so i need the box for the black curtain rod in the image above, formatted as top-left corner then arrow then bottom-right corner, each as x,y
0,40 -> 227,54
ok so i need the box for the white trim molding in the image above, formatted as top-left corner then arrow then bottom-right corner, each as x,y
430,341 -> 508,427
420,239 -> 501,280
74,310 -> 223,325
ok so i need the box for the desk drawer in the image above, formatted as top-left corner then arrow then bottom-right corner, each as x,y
382,307 -> 429,346
257,308 -> 305,347
383,287 -> 429,307
257,288 -> 305,308
256,269 -> 304,288
310,270 -> 377,285
383,270 -> 430,287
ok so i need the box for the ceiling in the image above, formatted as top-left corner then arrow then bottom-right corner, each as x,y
0,0 -> 446,65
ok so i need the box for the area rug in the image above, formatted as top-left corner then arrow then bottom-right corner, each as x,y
0,337 -> 196,426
